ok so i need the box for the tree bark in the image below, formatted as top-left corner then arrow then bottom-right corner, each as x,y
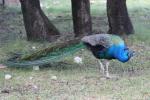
19,0 -> 60,41
71,0 -> 92,37
107,0 -> 134,35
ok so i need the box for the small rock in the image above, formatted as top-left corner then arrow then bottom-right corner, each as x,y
33,85 -> 38,89
32,46 -> 36,50
51,76 -> 57,80
53,1 -> 60,5
29,77 -> 33,80
74,56 -> 83,64
81,49 -> 84,51
5,74 -> 12,80
33,66 -> 40,71
90,0 -> 96,4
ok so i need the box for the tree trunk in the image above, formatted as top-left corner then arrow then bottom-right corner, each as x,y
20,0 -> 60,41
71,0 -> 92,37
0,0 -> 5,8
2,0 -> 5,7
107,0 -> 134,35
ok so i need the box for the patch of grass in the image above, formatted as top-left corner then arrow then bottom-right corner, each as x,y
1,66 -> 150,100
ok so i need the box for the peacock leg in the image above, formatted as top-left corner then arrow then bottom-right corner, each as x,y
97,60 -> 111,78
98,60 -> 105,75
105,61 -> 110,78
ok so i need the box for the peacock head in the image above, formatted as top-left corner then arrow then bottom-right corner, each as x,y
125,47 -> 134,58
115,46 -> 135,63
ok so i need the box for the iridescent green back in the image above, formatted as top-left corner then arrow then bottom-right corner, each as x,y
110,34 -> 124,46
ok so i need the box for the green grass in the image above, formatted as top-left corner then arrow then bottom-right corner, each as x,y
0,0 -> 150,99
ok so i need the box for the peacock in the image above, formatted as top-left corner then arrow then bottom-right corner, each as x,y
81,34 -> 134,78
5,33 -> 134,78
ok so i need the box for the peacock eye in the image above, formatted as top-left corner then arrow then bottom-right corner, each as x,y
124,47 -> 129,51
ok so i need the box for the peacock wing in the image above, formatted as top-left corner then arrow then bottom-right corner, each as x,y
81,34 -> 112,48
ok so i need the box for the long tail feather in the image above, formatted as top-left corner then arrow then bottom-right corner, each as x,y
5,38 -> 86,67
22,38 -> 81,60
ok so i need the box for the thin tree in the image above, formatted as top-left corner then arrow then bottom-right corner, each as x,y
71,0 -> 92,37
107,0 -> 134,35
19,0 -> 60,41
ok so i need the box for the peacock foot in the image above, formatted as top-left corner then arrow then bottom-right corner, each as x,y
105,75 -> 111,79
100,74 -> 119,80
106,74 -> 120,80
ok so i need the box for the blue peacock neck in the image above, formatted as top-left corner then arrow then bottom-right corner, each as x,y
108,44 -> 129,63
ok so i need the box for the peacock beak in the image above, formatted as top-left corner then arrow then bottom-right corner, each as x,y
128,50 -> 135,58
132,51 -> 136,56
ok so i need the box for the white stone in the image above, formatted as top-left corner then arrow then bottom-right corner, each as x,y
33,85 -> 38,89
32,46 -> 36,50
29,77 -> 33,80
5,74 -> 12,80
74,56 -> 83,64
51,76 -> 57,80
90,0 -> 96,4
33,66 -> 40,71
